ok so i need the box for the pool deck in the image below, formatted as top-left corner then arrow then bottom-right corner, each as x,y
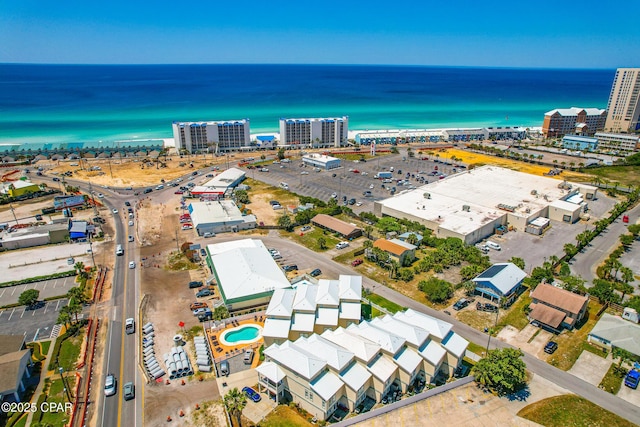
206,316 -> 265,369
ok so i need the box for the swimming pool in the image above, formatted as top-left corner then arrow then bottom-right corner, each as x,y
219,324 -> 263,346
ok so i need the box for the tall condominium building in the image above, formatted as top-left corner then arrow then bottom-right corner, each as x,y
541,107 -> 606,138
172,119 -> 250,153
279,116 -> 349,148
605,68 -> 640,133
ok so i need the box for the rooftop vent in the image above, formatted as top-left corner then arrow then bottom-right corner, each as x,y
423,192 -> 431,199
462,205 -> 470,212
531,189 -> 538,195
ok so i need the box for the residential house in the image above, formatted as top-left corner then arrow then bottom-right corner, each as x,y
0,335 -> 32,403
529,283 -> 589,331
373,238 -> 417,266
471,263 -> 527,304
588,314 -> 640,358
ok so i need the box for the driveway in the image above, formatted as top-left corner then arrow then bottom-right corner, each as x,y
617,381 -> 640,407
496,325 -> 553,359
567,351 -> 611,386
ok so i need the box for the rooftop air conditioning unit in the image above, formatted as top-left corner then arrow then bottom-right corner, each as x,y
531,189 -> 537,195
423,193 -> 431,199
462,205 -> 470,212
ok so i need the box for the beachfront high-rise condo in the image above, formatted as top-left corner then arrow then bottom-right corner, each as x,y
605,68 -> 640,133
279,116 -> 349,148
172,119 -> 250,153
541,107 -> 606,138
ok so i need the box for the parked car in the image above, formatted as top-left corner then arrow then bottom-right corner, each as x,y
125,318 -> 135,334
625,369 -> 640,389
124,201 -> 131,206
351,259 -> 363,267
189,281 -> 204,289
174,190 -> 184,194
335,241 -> 349,250
112,209 -> 119,214
310,268 -> 322,277
269,200 -> 280,206
104,374 -> 117,397
193,307 -> 212,316
143,188 -> 152,194
283,264 -> 298,272
260,168 -> 269,172
220,360 -> 230,376
128,235 -> 134,242
301,225 -> 311,232
453,298 -> 471,311
242,386 -> 261,402
476,302 -> 498,312
196,289 -> 212,298
181,224 -> 193,230
123,382 -> 135,401
128,261 -> 136,269
544,341 -> 558,354
128,220 -> 134,226
190,302 -> 208,310
348,198 -> 356,205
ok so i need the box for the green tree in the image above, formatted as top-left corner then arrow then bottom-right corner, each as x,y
18,289 -> 40,307
376,217 -> 402,234
74,261 -> 88,279
317,237 -> 327,250
398,268 -> 414,282
277,147 -> 285,160
628,224 -> 640,237
620,234 -> 635,247
57,307 -> 72,328
223,388 -> 247,427
620,267 -> 634,285
364,225 -> 373,239
563,243 -> 578,258
471,348 -> 527,395
560,275 -> 586,294
626,296 -> 640,313
507,257 -> 525,271
463,280 -> 476,296
418,277 -> 453,303
591,279 -> 620,304
234,190 -> 250,204
617,282 -> 634,300
67,286 -> 88,306
67,301 -> 83,323
405,233 -> 419,246
525,265 -> 554,288
388,260 -> 400,278
363,239 -> 373,249
277,214 -> 293,232
460,264 -> 483,281
213,305 -> 230,321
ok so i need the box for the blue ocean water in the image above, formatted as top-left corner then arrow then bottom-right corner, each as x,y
0,64 -> 614,144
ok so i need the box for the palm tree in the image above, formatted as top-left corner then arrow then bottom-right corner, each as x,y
620,267 -> 634,286
406,233 -> 419,246
74,261 -> 85,275
67,301 -> 83,323
57,308 -> 72,329
317,237 -> 327,250
364,225 -> 373,239
67,286 -> 88,306
223,388 -> 247,427
363,239 -> 373,249
389,260 -> 400,279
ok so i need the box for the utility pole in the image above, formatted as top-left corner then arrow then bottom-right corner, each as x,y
59,367 -> 73,402
8,203 -> 18,225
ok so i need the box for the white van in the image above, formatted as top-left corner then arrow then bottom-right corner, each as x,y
116,244 -> 124,256
486,241 -> 501,251
125,318 -> 135,334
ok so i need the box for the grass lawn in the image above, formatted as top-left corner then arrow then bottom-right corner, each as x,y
598,364 -> 626,395
285,228 -> 341,252
497,290 -> 532,331
166,251 -> 200,271
548,303 -> 603,371
40,340 -> 51,355
57,327 -> 85,371
37,378 -> 73,427
582,165 -> 640,188
12,415 -> 28,427
466,341 -> 487,357
366,293 -> 405,314
517,394 -> 635,427
259,404 -> 312,427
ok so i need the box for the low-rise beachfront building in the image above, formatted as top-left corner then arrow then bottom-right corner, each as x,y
279,117 -> 348,148
588,313 -> 640,358
354,129 -> 444,145
259,309 -> 468,421
485,127 -> 528,141
301,153 -> 341,170
172,119 -> 251,153
188,200 -> 256,235
373,165 -> 597,245
205,239 -> 290,314
262,275 -> 362,346
542,107 -> 607,138
594,132 -> 640,154
561,135 -> 599,151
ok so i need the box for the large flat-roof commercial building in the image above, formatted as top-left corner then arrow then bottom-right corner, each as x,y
259,308 -> 467,421
205,239 -> 290,314
188,201 -> 256,236
172,119 -> 250,153
561,135 -> 598,152
190,167 -> 246,198
594,132 -> 640,154
374,166 -> 596,245
301,154 -> 341,170
279,117 -> 348,148
542,107 -> 607,138
605,68 -> 640,133
262,275 -> 362,346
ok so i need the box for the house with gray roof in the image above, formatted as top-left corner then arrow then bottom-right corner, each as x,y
472,262 -> 527,304
588,314 -> 640,357
0,335 -> 32,403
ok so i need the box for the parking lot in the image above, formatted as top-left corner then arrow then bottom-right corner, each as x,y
0,276 -> 77,306
0,298 -> 73,342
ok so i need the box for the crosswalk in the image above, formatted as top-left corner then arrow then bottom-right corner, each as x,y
50,324 -> 62,339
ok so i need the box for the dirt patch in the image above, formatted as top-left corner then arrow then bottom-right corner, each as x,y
145,382 -> 223,426
244,178 -> 300,226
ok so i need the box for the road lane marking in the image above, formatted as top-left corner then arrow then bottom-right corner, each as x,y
7,308 -> 15,321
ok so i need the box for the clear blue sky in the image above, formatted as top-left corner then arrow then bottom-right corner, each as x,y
1,0 -> 638,68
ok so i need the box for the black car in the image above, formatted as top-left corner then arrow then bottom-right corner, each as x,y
269,200 -> 280,206
188,281 -> 204,289
453,298 -> 471,311
476,302 -> 498,312
544,341 -> 558,354
52,177 -> 60,182
124,201 -> 131,207
192,171 -> 199,176
310,268 -> 322,277
348,198 -> 356,205
26,301 -> 45,311
143,188 -> 152,194
283,265 -> 298,272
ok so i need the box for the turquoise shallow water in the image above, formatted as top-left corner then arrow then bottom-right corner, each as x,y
0,64 -> 613,144
222,326 -> 260,343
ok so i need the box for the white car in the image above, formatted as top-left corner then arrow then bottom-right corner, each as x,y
335,242 -> 349,250
331,192 -> 337,198
356,202 -> 363,206
128,235 -> 134,242
369,184 -> 375,189
260,168 -> 269,172
128,220 -> 134,226
300,171 -> 309,175
128,261 -> 136,269
112,209 -> 118,214
97,193 -> 104,198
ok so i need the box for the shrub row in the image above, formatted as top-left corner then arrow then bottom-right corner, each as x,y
0,270 -> 76,289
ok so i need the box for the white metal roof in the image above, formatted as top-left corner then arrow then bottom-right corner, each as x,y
209,239 -> 291,302
316,307 -> 340,326
339,302 -> 361,321
322,328 -> 380,364
296,335 -> 354,371
206,237 -> 262,256
340,361 -> 371,391
388,238 -> 417,251
264,341 -> 326,380
293,284 -> 319,312
441,332 -> 469,358
419,339 -> 447,366
393,347 -> 423,374
348,322 -> 405,355
265,289 -> 296,317
262,318 -> 292,339
371,315 -> 429,348
189,200 -> 244,225
366,354 -> 397,382
472,263 -> 527,296
530,217 -> 550,227
316,280 -> 340,307
255,361 -> 286,384
311,370 -> 344,401
202,167 -> 245,189
290,312 -> 316,332
394,309 -> 452,340
339,275 -> 362,301
549,199 -> 581,212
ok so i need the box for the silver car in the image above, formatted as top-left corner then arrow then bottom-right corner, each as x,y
105,374 -> 116,396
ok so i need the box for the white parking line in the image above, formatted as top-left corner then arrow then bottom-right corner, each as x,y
52,279 -> 58,289
42,282 -> 48,291
7,308 -> 15,321
20,307 -> 26,318
0,310 -> 3,320
11,286 -> 17,296
0,289 -> 5,298
43,302 -> 49,314
55,300 -> 61,311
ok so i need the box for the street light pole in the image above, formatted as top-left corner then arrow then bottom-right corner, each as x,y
484,306 -> 500,355
59,367 -> 73,402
